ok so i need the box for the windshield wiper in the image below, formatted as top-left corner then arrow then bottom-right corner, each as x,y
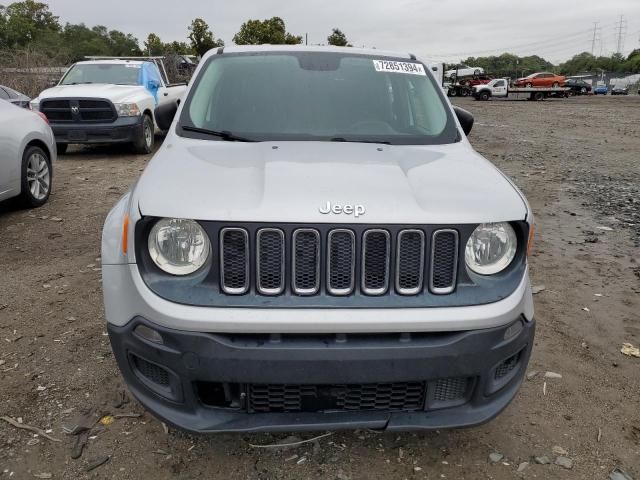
66,82 -> 94,85
181,125 -> 256,142
330,137 -> 391,145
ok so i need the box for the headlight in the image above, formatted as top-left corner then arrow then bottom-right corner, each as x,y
148,218 -> 210,275
115,103 -> 141,117
30,101 -> 40,111
465,222 -> 517,275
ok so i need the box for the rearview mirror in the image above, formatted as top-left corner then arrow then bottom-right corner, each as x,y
453,106 -> 474,136
155,101 -> 179,131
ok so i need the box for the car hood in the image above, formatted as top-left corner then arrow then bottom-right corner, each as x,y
135,139 -> 528,224
36,84 -> 145,104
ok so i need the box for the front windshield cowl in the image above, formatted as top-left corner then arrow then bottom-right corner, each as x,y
177,51 -> 459,146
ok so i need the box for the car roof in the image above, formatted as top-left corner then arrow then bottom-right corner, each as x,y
74,59 -> 146,66
202,45 -> 420,62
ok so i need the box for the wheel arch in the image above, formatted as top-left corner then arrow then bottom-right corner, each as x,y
25,138 -> 52,164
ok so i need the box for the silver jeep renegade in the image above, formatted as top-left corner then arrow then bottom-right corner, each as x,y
102,45 -> 535,433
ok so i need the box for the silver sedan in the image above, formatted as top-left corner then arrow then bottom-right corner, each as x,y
0,100 -> 56,207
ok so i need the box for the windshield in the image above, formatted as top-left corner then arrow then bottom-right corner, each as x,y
179,52 -> 458,145
61,63 -> 141,85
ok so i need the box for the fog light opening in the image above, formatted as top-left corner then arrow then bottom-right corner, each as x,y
134,325 -> 164,345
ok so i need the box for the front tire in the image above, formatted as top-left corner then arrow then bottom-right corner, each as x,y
526,82 -> 533,88
19,145 -> 52,208
133,114 -> 154,154
479,91 -> 490,101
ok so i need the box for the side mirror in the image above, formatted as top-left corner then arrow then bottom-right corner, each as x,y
148,79 -> 161,89
155,101 -> 179,130
453,106 -> 474,136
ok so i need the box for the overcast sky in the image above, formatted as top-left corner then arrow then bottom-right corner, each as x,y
43,0 -> 640,63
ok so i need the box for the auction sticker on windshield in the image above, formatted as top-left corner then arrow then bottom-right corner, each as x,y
373,60 -> 426,76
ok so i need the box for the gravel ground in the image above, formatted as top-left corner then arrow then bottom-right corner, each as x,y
0,95 -> 639,479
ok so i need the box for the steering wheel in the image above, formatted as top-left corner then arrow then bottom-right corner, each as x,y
348,120 -> 394,133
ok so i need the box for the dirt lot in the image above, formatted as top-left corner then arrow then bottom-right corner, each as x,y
1,96 -> 639,479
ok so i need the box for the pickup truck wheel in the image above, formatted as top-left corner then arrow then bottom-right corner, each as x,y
449,88 -> 457,97
479,91 -> 490,101
19,146 -> 52,208
133,114 -> 154,154
56,143 -> 68,155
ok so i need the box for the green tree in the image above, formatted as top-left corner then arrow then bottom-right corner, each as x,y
233,17 -> 302,45
327,28 -> 350,47
164,40 -> 193,55
188,18 -> 222,57
3,0 -> 60,46
144,33 -> 164,56
108,29 -> 142,57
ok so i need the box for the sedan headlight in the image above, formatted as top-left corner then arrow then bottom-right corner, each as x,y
115,103 -> 141,117
465,222 -> 517,275
148,218 -> 210,275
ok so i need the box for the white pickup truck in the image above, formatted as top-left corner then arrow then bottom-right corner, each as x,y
472,78 -> 569,101
31,59 -> 186,154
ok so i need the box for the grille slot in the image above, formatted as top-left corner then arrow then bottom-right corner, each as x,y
430,229 -> 459,294
220,228 -> 249,294
362,230 -> 390,295
431,377 -> 470,406
327,230 -> 356,295
292,229 -> 321,295
495,351 -> 521,380
396,230 -> 425,295
132,356 -> 169,387
257,229 -> 285,295
248,382 -> 426,413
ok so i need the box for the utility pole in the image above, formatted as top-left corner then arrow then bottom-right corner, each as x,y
591,22 -> 600,55
615,15 -> 627,54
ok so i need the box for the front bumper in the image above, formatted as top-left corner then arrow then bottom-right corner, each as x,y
108,316 -> 535,433
51,116 -> 143,145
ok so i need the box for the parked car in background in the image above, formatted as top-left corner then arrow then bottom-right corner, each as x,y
593,85 -> 609,95
564,79 -> 592,95
611,86 -> 629,96
0,85 -> 31,108
514,72 -> 565,88
444,64 -> 484,80
0,100 -> 55,207
31,59 -> 187,154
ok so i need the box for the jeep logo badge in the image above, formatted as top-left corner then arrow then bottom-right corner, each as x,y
319,201 -> 366,218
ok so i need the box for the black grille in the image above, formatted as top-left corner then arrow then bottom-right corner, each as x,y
133,356 -> 169,387
292,230 -> 320,294
257,229 -> 284,295
213,226 -> 460,297
221,228 -> 249,294
433,377 -> 469,402
248,382 -> 426,413
328,230 -> 356,295
431,230 -> 459,293
40,98 -> 116,123
362,230 -> 390,295
396,230 -> 425,294
495,352 -> 521,379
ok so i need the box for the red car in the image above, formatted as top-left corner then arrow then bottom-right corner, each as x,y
514,72 -> 565,88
